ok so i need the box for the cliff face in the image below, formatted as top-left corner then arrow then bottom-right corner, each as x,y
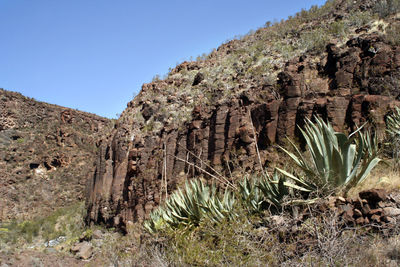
86,1 -> 400,230
0,90 -> 112,221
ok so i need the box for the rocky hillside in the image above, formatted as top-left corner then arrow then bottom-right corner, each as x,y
0,89 -> 112,221
86,0 -> 400,230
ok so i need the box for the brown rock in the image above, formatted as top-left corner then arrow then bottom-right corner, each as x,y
336,196 -> 346,204
361,204 -> 371,216
359,189 -> 387,203
339,204 -> 354,222
192,72 -> 204,86
369,208 -> 382,215
371,214 -> 381,223
0,89 -> 111,222
377,201 -> 386,208
92,230 -> 103,239
383,207 -> 400,217
239,126 -> 254,144
71,241 -> 93,260
85,33 -> 400,230
356,217 -> 365,225
78,243 -> 93,260
354,209 -> 363,218
382,216 -> 395,224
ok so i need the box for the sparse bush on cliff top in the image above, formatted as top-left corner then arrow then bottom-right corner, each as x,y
374,0 -> 400,18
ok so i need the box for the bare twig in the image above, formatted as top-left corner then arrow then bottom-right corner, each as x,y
248,109 -> 267,179
175,142 -> 235,188
164,142 -> 168,199
173,155 -> 236,189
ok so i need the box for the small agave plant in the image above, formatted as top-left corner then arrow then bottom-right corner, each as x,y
239,176 -> 266,214
239,171 -> 312,214
278,116 -> 381,194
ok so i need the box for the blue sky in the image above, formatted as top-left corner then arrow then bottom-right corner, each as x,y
0,0 -> 326,118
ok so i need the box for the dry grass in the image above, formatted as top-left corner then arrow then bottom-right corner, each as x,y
347,162 -> 400,198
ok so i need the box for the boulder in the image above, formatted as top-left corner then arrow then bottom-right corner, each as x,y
71,242 -> 93,260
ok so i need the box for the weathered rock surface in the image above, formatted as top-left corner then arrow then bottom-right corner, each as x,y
86,29 -> 400,231
0,89 -> 112,220
71,241 -> 93,260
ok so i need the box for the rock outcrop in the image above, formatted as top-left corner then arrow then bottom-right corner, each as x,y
86,29 -> 400,230
0,90 -> 112,220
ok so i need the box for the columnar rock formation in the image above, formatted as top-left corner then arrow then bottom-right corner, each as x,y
86,32 -> 400,230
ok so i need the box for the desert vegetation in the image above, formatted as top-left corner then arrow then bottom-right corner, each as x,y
143,117 -> 382,233
2,0 -> 400,266
136,115 -> 400,266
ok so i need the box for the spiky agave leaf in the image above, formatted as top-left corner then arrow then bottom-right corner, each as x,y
164,179 -> 211,227
238,176 -> 265,213
143,209 -> 163,233
257,171 -> 290,210
207,186 -> 237,223
387,107 -> 400,137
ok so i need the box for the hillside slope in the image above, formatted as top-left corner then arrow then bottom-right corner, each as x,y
86,0 -> 400,230
0,89 -> 112,221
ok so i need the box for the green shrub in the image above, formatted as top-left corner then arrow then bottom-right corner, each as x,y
299,27 -> 330,53
385,23 -> 400,46
329,20 -> 348,39
374,0 -> 400,18
0,202 -> 86,245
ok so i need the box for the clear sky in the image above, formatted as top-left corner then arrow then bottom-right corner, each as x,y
0,0 -> 326,118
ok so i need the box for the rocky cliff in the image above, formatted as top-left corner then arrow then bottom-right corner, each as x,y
0,89 -> 112,220
86,0 -> 400,230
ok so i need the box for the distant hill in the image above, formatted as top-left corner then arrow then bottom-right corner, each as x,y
0,89 -> 112,221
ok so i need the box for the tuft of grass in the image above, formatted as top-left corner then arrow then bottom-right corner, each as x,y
385,23 -> 400,46
347,165 -> 400,198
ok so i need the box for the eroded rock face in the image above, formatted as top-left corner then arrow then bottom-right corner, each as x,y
0,90 -> 112,221
86,34 -> 400,230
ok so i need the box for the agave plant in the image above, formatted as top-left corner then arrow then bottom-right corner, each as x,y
163,179 -> 213,228
257,171 -> 290,210
144,179 -> 237,233
239,176 -> 266,213
207,187 -> 237,223
143,209 -> 164,234
238,171 -> 313,214
278,116 -> 381,193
